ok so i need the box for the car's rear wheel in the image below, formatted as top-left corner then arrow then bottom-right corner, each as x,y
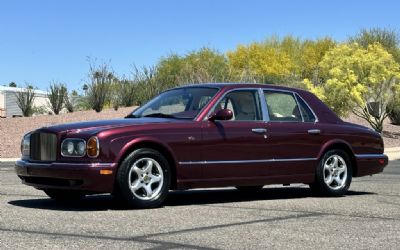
43,189 -> 85,202
114,148 -> 171,208
309,149 -> 352,196
235,185 -> 264,192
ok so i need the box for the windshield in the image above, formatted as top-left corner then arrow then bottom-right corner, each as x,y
128,87 -> 219,119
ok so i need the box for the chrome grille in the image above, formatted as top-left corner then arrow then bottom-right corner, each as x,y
30,133 -> 57,161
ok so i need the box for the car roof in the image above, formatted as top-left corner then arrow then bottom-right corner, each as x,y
180,83 -> 306,93
179,83 -> 342,124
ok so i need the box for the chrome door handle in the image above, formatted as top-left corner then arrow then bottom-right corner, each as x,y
252,128 -> 267,134
308,129 -> 321,135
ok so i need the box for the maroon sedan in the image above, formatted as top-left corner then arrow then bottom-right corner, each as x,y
15,83 -> 388,208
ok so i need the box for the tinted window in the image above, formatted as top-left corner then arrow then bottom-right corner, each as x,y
264,91 -> 302,122
213,90 -> 261,121
296,94 -> 316,122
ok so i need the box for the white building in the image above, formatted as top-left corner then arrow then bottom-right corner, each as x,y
0,86 -> 50,118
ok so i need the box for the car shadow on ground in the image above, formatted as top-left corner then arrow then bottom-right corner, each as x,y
8,186 -> 375,212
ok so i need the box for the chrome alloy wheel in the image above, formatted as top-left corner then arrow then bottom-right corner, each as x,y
323,155 -> 347,190
128,157 -> 164,200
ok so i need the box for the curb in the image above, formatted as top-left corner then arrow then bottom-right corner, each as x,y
385,147 -> 400,161
0,158 -> 18,163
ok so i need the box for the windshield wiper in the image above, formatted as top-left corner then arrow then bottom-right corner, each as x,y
143,113 -> 176,118
125,114 -> 140,118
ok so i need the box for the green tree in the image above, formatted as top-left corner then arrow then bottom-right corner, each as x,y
132,66 -> 158,105
305,43 -> 400,132
86,63 -> 113,112
156,47 -> 229,88
9,82 -> 17,87
47,82 -> 67,115
227,38 -> 296,83
118,79 -> 136,107
227,36 -> 335,85
64,92 -> 74,113
300,38 -> 336,81
349,28 -> 400,62
15,84 -> 36,117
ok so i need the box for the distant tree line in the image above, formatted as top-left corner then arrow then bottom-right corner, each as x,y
11,28 -> 400,132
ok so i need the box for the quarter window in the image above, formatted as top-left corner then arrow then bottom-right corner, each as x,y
296,94 -> 316,122
264,91 -> 302,122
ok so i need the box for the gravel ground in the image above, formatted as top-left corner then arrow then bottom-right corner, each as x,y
0,107 -> 137,158
0,108 -> 398,158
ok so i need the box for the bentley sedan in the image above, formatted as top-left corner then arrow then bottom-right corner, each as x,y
15,83 -> 388,208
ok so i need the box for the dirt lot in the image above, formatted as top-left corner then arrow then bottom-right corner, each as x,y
0,107 -> 137,158
0,107 -> 398,158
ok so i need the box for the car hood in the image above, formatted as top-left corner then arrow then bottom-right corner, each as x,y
37,118 -> 186,134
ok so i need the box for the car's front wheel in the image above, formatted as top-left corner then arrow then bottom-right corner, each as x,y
114,148 -> 171,208
309,149 -> 352,196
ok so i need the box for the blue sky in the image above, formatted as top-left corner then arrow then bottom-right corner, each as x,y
1,0 -> 399,91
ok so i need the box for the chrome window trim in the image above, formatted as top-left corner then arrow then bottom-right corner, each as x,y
293,93 -> 305,122
179,157 -> 318,165
295,93 -> 319,123
258,88 -> 270,121
262,88 -> 319,123
203,88 -> 264,122
262,88 -> 302,123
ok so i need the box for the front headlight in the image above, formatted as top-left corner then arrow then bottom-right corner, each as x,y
21,134 -> 31,157
61,139 -> 86,157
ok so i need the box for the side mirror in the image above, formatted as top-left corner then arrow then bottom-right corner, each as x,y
208,109 -> 233,121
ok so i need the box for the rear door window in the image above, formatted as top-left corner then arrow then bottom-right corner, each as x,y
264,90 -> 302,122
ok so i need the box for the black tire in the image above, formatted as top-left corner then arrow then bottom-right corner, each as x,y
235,185 -> 264,192
114,148 -> 171,209
309,149 -> 352,197
43,189 -> 85,202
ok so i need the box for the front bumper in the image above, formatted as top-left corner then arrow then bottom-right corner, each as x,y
15,160 -> 117,193
355,154 -> 389,177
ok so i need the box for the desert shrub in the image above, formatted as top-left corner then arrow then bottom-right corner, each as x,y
47,82 -> 67,115
86,63 -> 113,112
387,97 -> 400,125
64,94 -> 74,112
32,106 -> 49,115
15,85 -> 36,117
119,80 -> 136,107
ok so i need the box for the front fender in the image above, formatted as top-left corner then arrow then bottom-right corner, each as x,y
110,135 -> 177,167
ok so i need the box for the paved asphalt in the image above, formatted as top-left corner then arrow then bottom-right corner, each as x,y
0,161 -> 399,249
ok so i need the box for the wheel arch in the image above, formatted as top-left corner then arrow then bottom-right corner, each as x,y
318,140 -> 358,177
115,138 -> 178,189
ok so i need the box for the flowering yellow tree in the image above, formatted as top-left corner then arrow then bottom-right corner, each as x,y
227,41 -> 295,83
305,43 -> 400,132
227,36 -> 335,84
